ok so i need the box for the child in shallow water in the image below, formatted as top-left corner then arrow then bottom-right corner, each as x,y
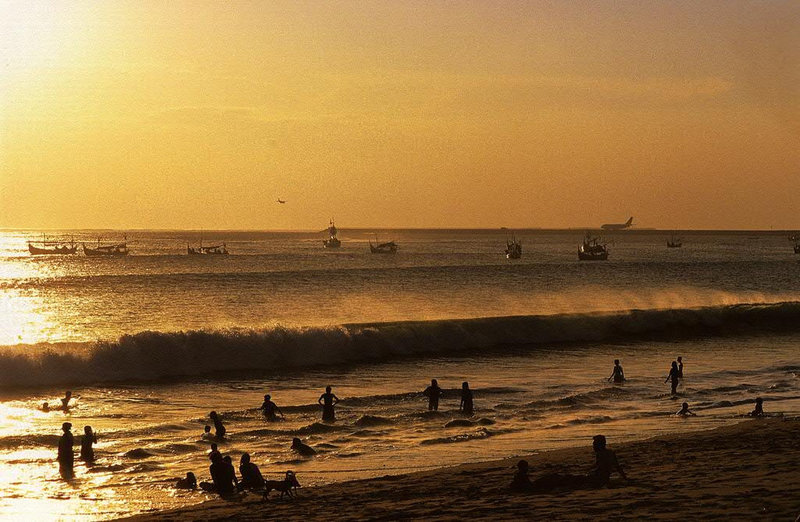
676,402 -> 696,416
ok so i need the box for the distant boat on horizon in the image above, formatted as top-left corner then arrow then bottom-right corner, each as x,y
505,235 -> 522,259
578,233 -> 608,261
83,239 -> 128,257
323,219 -> 341,248
27,235 -> 76,255
187,242 -> 228,255
370,235 -> 397,254
667,233 -> 683,248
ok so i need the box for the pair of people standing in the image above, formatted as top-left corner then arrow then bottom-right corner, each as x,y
423,380 -> 474,415
57,423 -> 97,479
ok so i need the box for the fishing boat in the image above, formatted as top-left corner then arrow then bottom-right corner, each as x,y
578,233 -> 608,261
83,241 -> 128,257
187,242 -> 228,255
791,235 -> 800,254
505,236 -> 522,259
369,236 -> 398,254
667,233 -> 682,248
27,236 -> 77,255
322,219 -> 341,248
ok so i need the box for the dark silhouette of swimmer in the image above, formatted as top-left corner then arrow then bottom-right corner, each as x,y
260,394 -> 284,421
608,359 -> 625,383
61,391 -> 72,411
524,435 -> 626,492
291,437 -> 317,456
750,397 -> 764,417
57,422 -> 74,479
510,460 -> 533,492
677,356 -> 684,379
460,381 -> 474,416
318,386 -> 339,422
665,361 -> 680,395
41,402 -> 50,412
209,443 -> 221,462
202,425 -> 213,439
423,379 -> 443,411
80,425 -> 97,462
209,411 -> 226,438
176,472 -> 197,489
676,402 -> 696,416
238,453 -> 265,491
209,452 -> 236,496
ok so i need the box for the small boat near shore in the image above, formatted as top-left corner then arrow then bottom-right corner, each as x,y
27,237 -> 77,255
370,236 -> 397,254
323,219 -> 341,248
505,236 -> 522,259
578,233 -> 608,261
83,241 -> 129,257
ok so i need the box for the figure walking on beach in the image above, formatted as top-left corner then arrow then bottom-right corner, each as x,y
460,381 -> 474,416
57,422 -> 74,479
209,411 -> 226,439
318,386 -> 339,422
665,361 -> 680,395
260,394 -> 284,421
80,425 -> 97,462
608,359 -> 625,383
423,379 -> 443,411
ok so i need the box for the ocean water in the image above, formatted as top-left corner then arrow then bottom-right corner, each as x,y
0,229 -> 799,520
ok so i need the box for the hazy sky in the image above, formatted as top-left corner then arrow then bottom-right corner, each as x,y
1,1 -> 798,230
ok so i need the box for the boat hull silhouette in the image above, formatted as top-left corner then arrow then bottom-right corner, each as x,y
83,243 -> 129,257
28,243 -> 77,255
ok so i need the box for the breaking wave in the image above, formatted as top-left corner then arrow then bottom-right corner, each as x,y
2,302 -> 800,389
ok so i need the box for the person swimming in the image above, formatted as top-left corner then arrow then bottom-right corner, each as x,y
318,386 -> 339,422
749,397 -> 764,417
291,437 -> 317,456
57,422 -> 74,479
459,381 -> 474,416
41,402 -> 50,412
209,411 -> 226,438
202,425 -> 213,439
260,394 -> 284,421
238,453 -> 265,491
61,391 -> 72,411
608,359 -> 625,383
175,472 -> 197,489
80,425 -> 97,462
677,356 -> 684,379
510,460 -> 533,492
665,361 -> 680,395
423,379 -> 443,411
676,402 -> 696,416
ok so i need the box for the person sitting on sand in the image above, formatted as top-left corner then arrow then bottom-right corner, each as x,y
238,453 -> 265,491
423,379 -> 443,411
291,437 -> 317,456
608,359 -> 625,383
80,425 -> 97,462
318,386 -> 339,422
676,402 -> 696,416
209,452 -> 237,496
510,460 -> 533,492
223,456 -> 239,489
460,381 -> 474,416
57,422 -> 75,479
175,472 -> 197,489
209,411 -> 226,438
677,356 -> 684,379
749,397 -> 764,417
202,425 -> 213,439
260,394 -> 284,421
524,435 -> 626,492
665,361 -> 680,395
61,391 -> 72,411
209,443 -> 221,462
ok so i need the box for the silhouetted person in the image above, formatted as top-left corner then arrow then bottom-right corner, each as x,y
510,459 -> 533,492
423,379 -> 443,411
202,425 -> 213,439
608,359 -> 625,383
176,472 -> 197,489
209,452 -> 236,496
209,443 -> 221,462
57,422 -> 74,479
223,455 -> 238,489
41,402 -> 50,412
260,394 -> 284,421
677,356 -> 684,379
291,437 -> 317,456
238,453 -> 265,491
61,391 -> 72,411
460,381 -> 474,416
209,411 -> 226,438
80,425 -> 97,462
318,386 -> 339,422
665,361 -> 680,395
676,402 -> 695,416
525,435 -> 626,492
750,397 -> 764,417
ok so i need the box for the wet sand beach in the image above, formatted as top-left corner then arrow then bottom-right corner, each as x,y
126,417 -> 800,521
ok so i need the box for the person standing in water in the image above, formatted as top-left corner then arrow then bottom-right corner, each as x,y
318,386 -> 339,422
665,361 -> 680,395
209,411 -> 226,438
61,391 -> 72,411
259,394 -> 284,421
57,422 -> 75,479
608,360 -> 625,383
460,381 -> 474,416
423,379 -> 443,411
677,356 -> 684,379
80,426 -> 97,462
749,397 -> 764,417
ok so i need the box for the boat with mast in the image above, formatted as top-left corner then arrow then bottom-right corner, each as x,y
322,219 -> 341,248
369,235 -> 398,254
790,234 -> 800,254
505,235 -> 522,259
578,233 -> 608,261
667,233 -> 683,248
83,238 -> 129,257
187,240 -> 228,255
27,235 -> 77,255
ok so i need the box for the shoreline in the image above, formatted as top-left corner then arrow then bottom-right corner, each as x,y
125,417 -> 800,521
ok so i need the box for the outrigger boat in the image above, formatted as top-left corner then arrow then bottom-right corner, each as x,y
322,219 -> 341,248
578,233 -> 608,261
667,233 -> 682,248
27,236 -> 77,255
187,242 -> 228,255
83,240 -> 128,257
505,236 -> 522,259
369,236 -> 397,254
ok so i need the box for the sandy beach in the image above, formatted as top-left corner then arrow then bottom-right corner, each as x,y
126,417 -> 800,521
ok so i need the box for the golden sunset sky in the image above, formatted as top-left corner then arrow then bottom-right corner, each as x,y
1,1 -> 798,230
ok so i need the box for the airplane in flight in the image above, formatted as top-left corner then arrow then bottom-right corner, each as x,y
601,217 -> 634,230
277,198 -> 286,204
